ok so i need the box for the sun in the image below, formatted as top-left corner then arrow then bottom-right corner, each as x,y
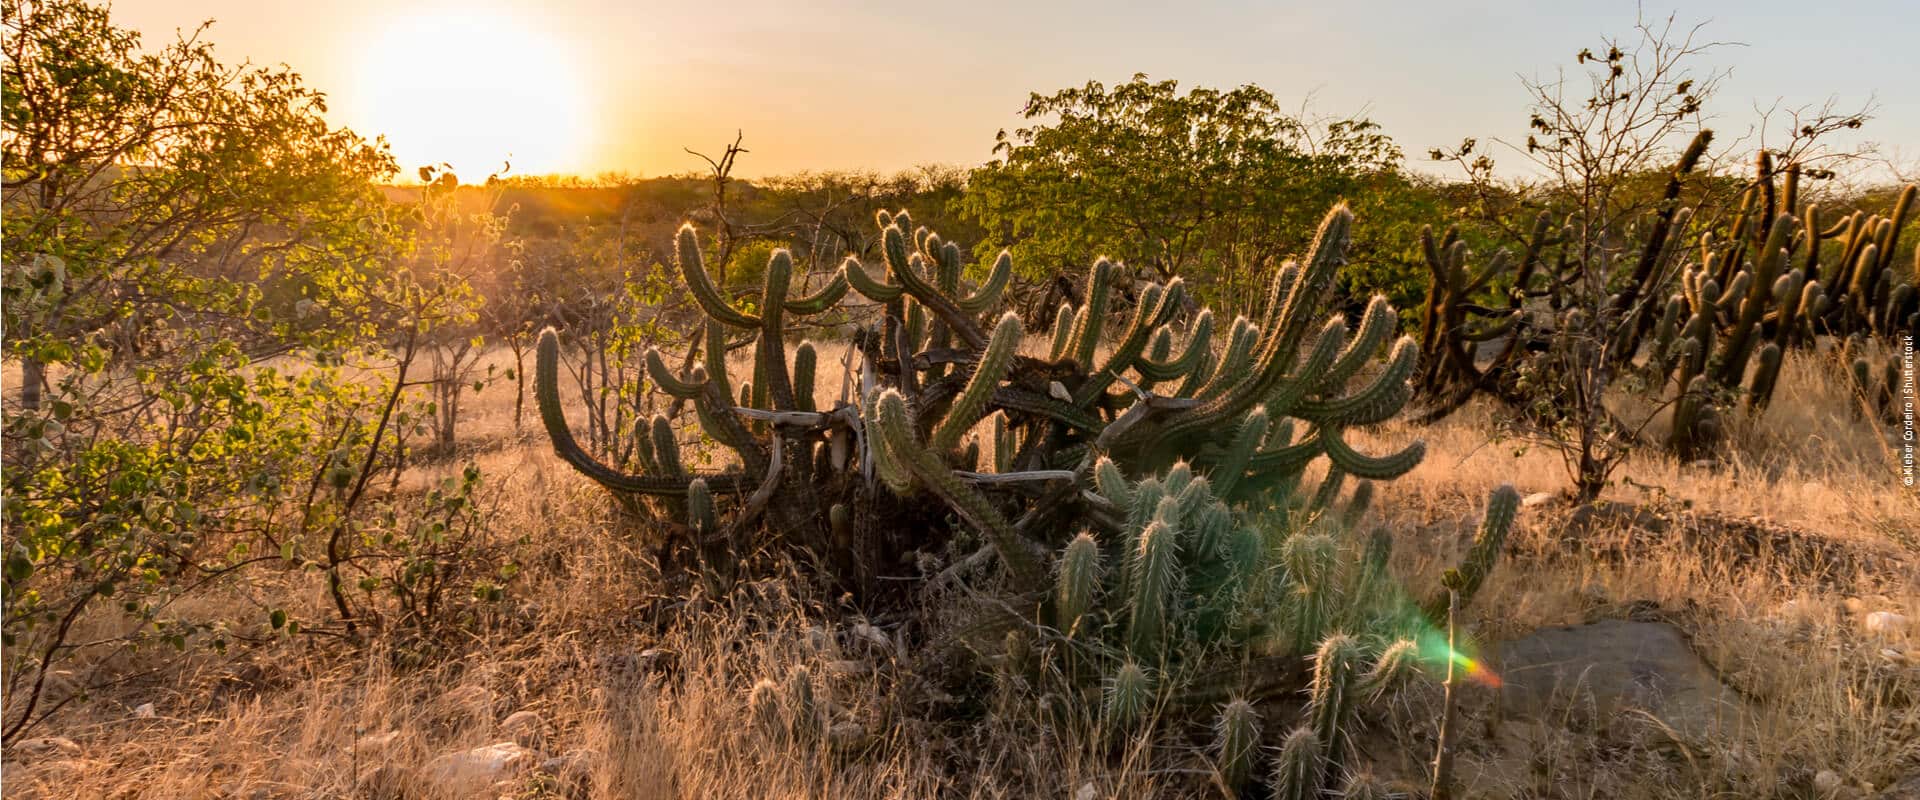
352,8 -> 590,180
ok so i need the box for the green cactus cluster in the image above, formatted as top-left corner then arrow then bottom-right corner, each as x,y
1412,134 -> 1916,456
1655,163 -> 1917,453
535,204 -> 1429,602
534,205 -> 1526,791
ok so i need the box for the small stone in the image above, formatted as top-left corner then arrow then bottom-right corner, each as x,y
803,626 -> 835,652
1522,492 -> 1555,508
826,721 -> 869,747
1049,381 -> 1072,402
1074,783 -> 1099,800
11,737 -> 81,760
422,742 -> 532,795
850,622 -> 890,650
825,660 -> 869,677
501,710 -> 542,747
1865,611 -> 1910,637
355,730 -> 402,753
132,702 -> 156,719
1813,769 -> 1842,795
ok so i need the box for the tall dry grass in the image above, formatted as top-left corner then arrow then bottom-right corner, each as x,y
3,343 -> 1914,798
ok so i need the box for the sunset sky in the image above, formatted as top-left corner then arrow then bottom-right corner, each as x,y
116,1 -> 1917,181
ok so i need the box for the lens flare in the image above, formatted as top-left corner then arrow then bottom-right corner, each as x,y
1416,629 -> 1502,688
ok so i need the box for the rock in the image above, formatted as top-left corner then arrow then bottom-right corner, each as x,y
1815,769 -> 1843,795
1522,491 -> 1555,508
501,710 -> 542,747
1074,783 -> 1099,800
132,702 -> 156,719
803,626 -> 835,652
850,622 -> 891,650
1864,611 -> 1909,638
10,737 -> 81,760
538,748 -> 594,779
826,721 -> 871,749
354,730 -> 402,753
422,742 -> 532,795
825,659 -> 869,677
1491,619 -> 1745,741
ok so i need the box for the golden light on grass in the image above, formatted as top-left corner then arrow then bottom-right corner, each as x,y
353,7 -> 591,178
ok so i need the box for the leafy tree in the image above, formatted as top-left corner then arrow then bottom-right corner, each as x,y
2,0 -> 508,738
962,75 -> 1403,312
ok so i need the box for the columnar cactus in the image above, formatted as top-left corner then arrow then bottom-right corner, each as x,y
1422,484 -> 1520,622
1214,698 -> 1262,791
1271,726 -> 1326,800
1413,139 -> 1916,453
534,205 -> 1427,602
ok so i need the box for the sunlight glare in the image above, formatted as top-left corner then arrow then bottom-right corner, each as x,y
353,8 -> 590,180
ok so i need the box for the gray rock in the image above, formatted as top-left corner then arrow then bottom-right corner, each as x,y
501,709 -> 542,747
422,742 -> 533,795
9,736 -> 81,760
1490,619 -> 1745,741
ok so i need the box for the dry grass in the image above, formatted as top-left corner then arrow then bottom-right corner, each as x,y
4,343 -> 1915,799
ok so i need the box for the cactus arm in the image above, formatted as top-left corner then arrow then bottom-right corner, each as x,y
1077,279 -> 1182,405
784,272 -> 849,315
1261,316 -> 1348,419
1048,303 -> 1078,361
645,347 -> 708,399
1311,296 -> 1396,394
1295,338 -> 1420,427
1126,518 -> 1181,658
791,341 -> 818,413
843,256 -> 905,302
535,328 -> 750,495
873,390 -> 1046,585
1208,406 -> 1270,498
759,249 -> 798,411
674,224 -> 761,328
882,225 -> 988,350
1243,433 -> 1325,481
1134,309 -> 1214,383
703,318 -> 736,404
1055,532 -> 1103,637
1071,259 -> 1118,368
1321,429 -> 1425,480
1422,484 -> 1519,621
956,251 -> 1014,314
933,313 -> 1023,452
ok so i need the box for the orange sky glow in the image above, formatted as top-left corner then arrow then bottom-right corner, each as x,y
113,1 -> 1917,183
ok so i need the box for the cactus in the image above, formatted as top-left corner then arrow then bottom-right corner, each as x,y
1271,726 -> 1326,800
1055,532 -> 1103,637
1127,518 -> 1182,658
784,664 -> 817,740
1104,661 -> 1152,733
534,203 -> 1432,600
747,678 -> 783,741
1408,138 -> 1915,453
1308,633 -> 1363,767
1423,484 -> 1520,622
1360,638 -> 1423,701
1213,698 -> 1261,791
533,206 -> 1453,750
